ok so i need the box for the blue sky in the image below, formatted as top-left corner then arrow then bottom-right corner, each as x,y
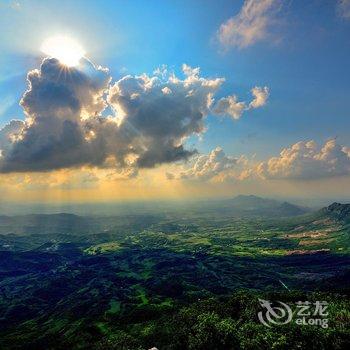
0,0 -> 350,202
1,0 -> 349,161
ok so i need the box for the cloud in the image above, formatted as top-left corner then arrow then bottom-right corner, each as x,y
0,59 -> 265,174
171,139 -> 350,183
337,0 -> 350,19
180,147 -> 237,181
0,168 -> 99,191
173,147 -> 251,182
0,58 -> 111,173
0,120 -> 24,155
257,139 -> 350,180
165,172 -> 175,180
212,95 -> 246,120
249,86 -> 269,109
213,86 -> 269,119
217,0 -> 281,49
0,1 -> 21,11
107,64 -> 225,168
10,1 -> 21,10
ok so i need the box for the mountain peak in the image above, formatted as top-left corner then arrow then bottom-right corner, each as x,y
228,195 -> 308,217
322,202 -> 350,222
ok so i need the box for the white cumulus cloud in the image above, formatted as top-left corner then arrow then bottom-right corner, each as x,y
217,0 -> 281,49
213,86 -> 269,119
171,147 -> 251,182
257,139 -> 350,180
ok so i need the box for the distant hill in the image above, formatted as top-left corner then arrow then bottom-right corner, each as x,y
228,195 -> 279,209
0,197 -> 312,236
319,202 -> 350,223
278,201 -> 308,216
225,195 -> 310,217
0,213 -> 92,235
0,212 -> 163,236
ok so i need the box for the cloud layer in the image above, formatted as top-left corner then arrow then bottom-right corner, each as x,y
0,59 -> 267,174
257,140 -> 350,180
171,140 -> 350,183
217,0 -> 281,49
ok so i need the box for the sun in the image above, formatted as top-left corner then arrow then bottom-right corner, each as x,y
41,36 -> 85,67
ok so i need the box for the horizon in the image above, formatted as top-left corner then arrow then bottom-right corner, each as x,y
1,194 -> 350,216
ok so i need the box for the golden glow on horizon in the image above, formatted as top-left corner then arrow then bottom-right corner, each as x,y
1,166 -> 350,204
41,36 -> 85,67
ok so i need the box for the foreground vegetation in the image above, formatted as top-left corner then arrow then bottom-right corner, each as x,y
1,289 -> 349,350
